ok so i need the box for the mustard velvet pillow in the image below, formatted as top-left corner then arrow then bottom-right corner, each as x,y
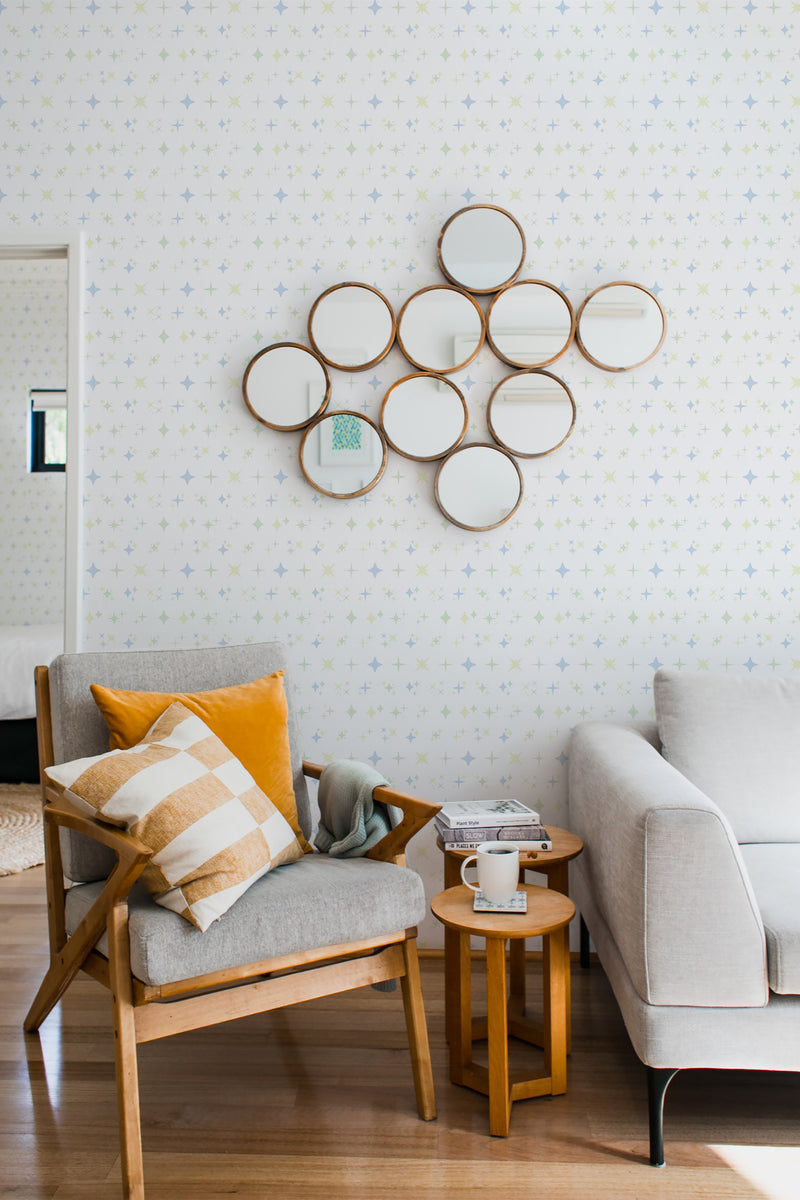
45,702 -> 305,932
90,671 -> 310,852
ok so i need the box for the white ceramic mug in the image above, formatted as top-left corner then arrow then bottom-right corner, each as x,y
460,841 -> 520,903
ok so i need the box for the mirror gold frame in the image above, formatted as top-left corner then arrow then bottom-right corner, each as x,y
307,282 -> 396,372
379,372 -> 468,462
242,341 -> 331,431
487,369 -> 576,459
434,442 -> 524,532
575,280 -> 666,372
298,410 -> 388,499
437,204 -> 526,295
396,284 -> 485,374
486,279 -> 576,369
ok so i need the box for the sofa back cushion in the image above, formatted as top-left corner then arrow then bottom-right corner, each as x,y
654,669 -> 800,843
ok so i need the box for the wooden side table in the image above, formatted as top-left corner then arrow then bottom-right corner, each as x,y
437,827 -> 583,1046
431,883 -> 575,1137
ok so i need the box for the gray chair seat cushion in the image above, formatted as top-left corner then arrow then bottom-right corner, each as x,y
65,853 -> 426,987
739,844 -> 800,996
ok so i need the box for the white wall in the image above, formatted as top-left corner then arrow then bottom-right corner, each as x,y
1,4 -> 796,942
0,259 -> 67,624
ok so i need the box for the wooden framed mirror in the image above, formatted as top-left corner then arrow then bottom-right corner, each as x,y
575,281 -> 666,371
396,285 -> 485,374
299,410 -> 387,498
487,369 -> 576,459
242,342 -> 330,431
437,204 -> 526,294
486,280 -> 575,369
307,282 -> 395,371
434,443 -> 523,531
379,373 -> 468,462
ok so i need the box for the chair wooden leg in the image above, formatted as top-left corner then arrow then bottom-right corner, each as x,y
108,904 -> 145,1200
399,938 -> 437,1121
24,954 -> 77,1034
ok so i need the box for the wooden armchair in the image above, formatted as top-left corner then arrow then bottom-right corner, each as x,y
24,643 -> 439,1200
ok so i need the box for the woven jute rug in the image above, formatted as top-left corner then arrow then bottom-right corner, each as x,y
0,784 -> 44,876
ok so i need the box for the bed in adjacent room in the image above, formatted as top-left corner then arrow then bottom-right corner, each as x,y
0,623 -> 63,782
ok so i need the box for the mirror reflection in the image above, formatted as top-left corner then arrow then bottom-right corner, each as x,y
308,282 -> 395,371
487,369 -> 576,459
299,410 -> 387,498
396,285 -> 484,374
576,281 -> 666,371
242,342 -> 330,431
380,373 -> 468,461
486,280 -> 575,368
437,205 -> 526,294
435,443 -> 523,531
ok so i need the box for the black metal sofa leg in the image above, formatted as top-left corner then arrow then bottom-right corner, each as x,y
647,1066 -> 679,1166
579,915 -> 591,968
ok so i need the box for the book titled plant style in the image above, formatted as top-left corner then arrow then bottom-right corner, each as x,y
436,798 -> 541,829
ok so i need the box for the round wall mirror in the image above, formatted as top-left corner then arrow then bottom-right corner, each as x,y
308,283 -> 395,371
575,281 -> 666,371
380,373 -> 468,462
487,369 -> 576,459
486,280 -> 575,368
299,410 -> 387,498
435,443 -> 523,531
242,342 -> 330,431
437,205 -> 526,294
396,285 -> 485,374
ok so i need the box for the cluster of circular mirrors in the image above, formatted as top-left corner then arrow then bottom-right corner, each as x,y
243,205 -> 666,531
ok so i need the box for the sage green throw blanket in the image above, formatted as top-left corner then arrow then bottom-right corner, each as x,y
314,759 -> 397,857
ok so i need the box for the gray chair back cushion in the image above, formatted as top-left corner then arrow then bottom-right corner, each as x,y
47,642 -> 311,882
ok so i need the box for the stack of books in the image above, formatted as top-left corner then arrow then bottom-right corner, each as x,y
434,798 -> 551,851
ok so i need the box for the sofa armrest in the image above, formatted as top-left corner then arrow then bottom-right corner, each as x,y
568,720 -> 767,1007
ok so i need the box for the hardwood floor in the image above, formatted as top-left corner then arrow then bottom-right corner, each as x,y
2,867 -> 798,1199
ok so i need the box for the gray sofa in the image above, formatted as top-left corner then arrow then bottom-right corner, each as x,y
568,668 -> 800,1164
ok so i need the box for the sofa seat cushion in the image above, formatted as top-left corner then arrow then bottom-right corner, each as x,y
65,852 -> 426,987
654,669 -> 800,843
738,844 -> 800,996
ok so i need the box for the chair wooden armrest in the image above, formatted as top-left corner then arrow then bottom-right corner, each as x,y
302,760 -> 441,864
43,789 -> 153,864
25,795 -> 152,1035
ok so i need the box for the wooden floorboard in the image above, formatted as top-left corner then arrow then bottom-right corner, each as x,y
1,866 -> 798,1199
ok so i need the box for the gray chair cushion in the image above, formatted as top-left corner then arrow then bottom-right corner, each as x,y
739,844 -> 800,996
47,643 -> 311,882
654,669 -> 800,843
65,852 -> 425,987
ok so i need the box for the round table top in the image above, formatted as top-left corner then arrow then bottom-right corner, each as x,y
431,883 -> 575,940
436,825 -> 583,869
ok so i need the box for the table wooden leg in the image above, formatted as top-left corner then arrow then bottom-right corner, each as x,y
543,926 -> 568,1095
449,930 -> 473,1086
508,936 -> 526,1020
486,936 -> 512,1137
523,861 -> 572,1054
443,852 -> 464,1045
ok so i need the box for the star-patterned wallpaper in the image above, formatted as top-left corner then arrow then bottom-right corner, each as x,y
1,2 -> 796,943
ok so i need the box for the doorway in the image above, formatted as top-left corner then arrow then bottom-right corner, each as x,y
0,234 -> 83,655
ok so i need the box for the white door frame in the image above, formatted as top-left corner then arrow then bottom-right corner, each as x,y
0,232 -> 84,652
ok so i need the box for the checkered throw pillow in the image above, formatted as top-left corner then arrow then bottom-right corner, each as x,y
45,701 -> 305,931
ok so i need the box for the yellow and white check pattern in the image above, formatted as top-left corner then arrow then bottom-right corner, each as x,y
45,701 -> 304,932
